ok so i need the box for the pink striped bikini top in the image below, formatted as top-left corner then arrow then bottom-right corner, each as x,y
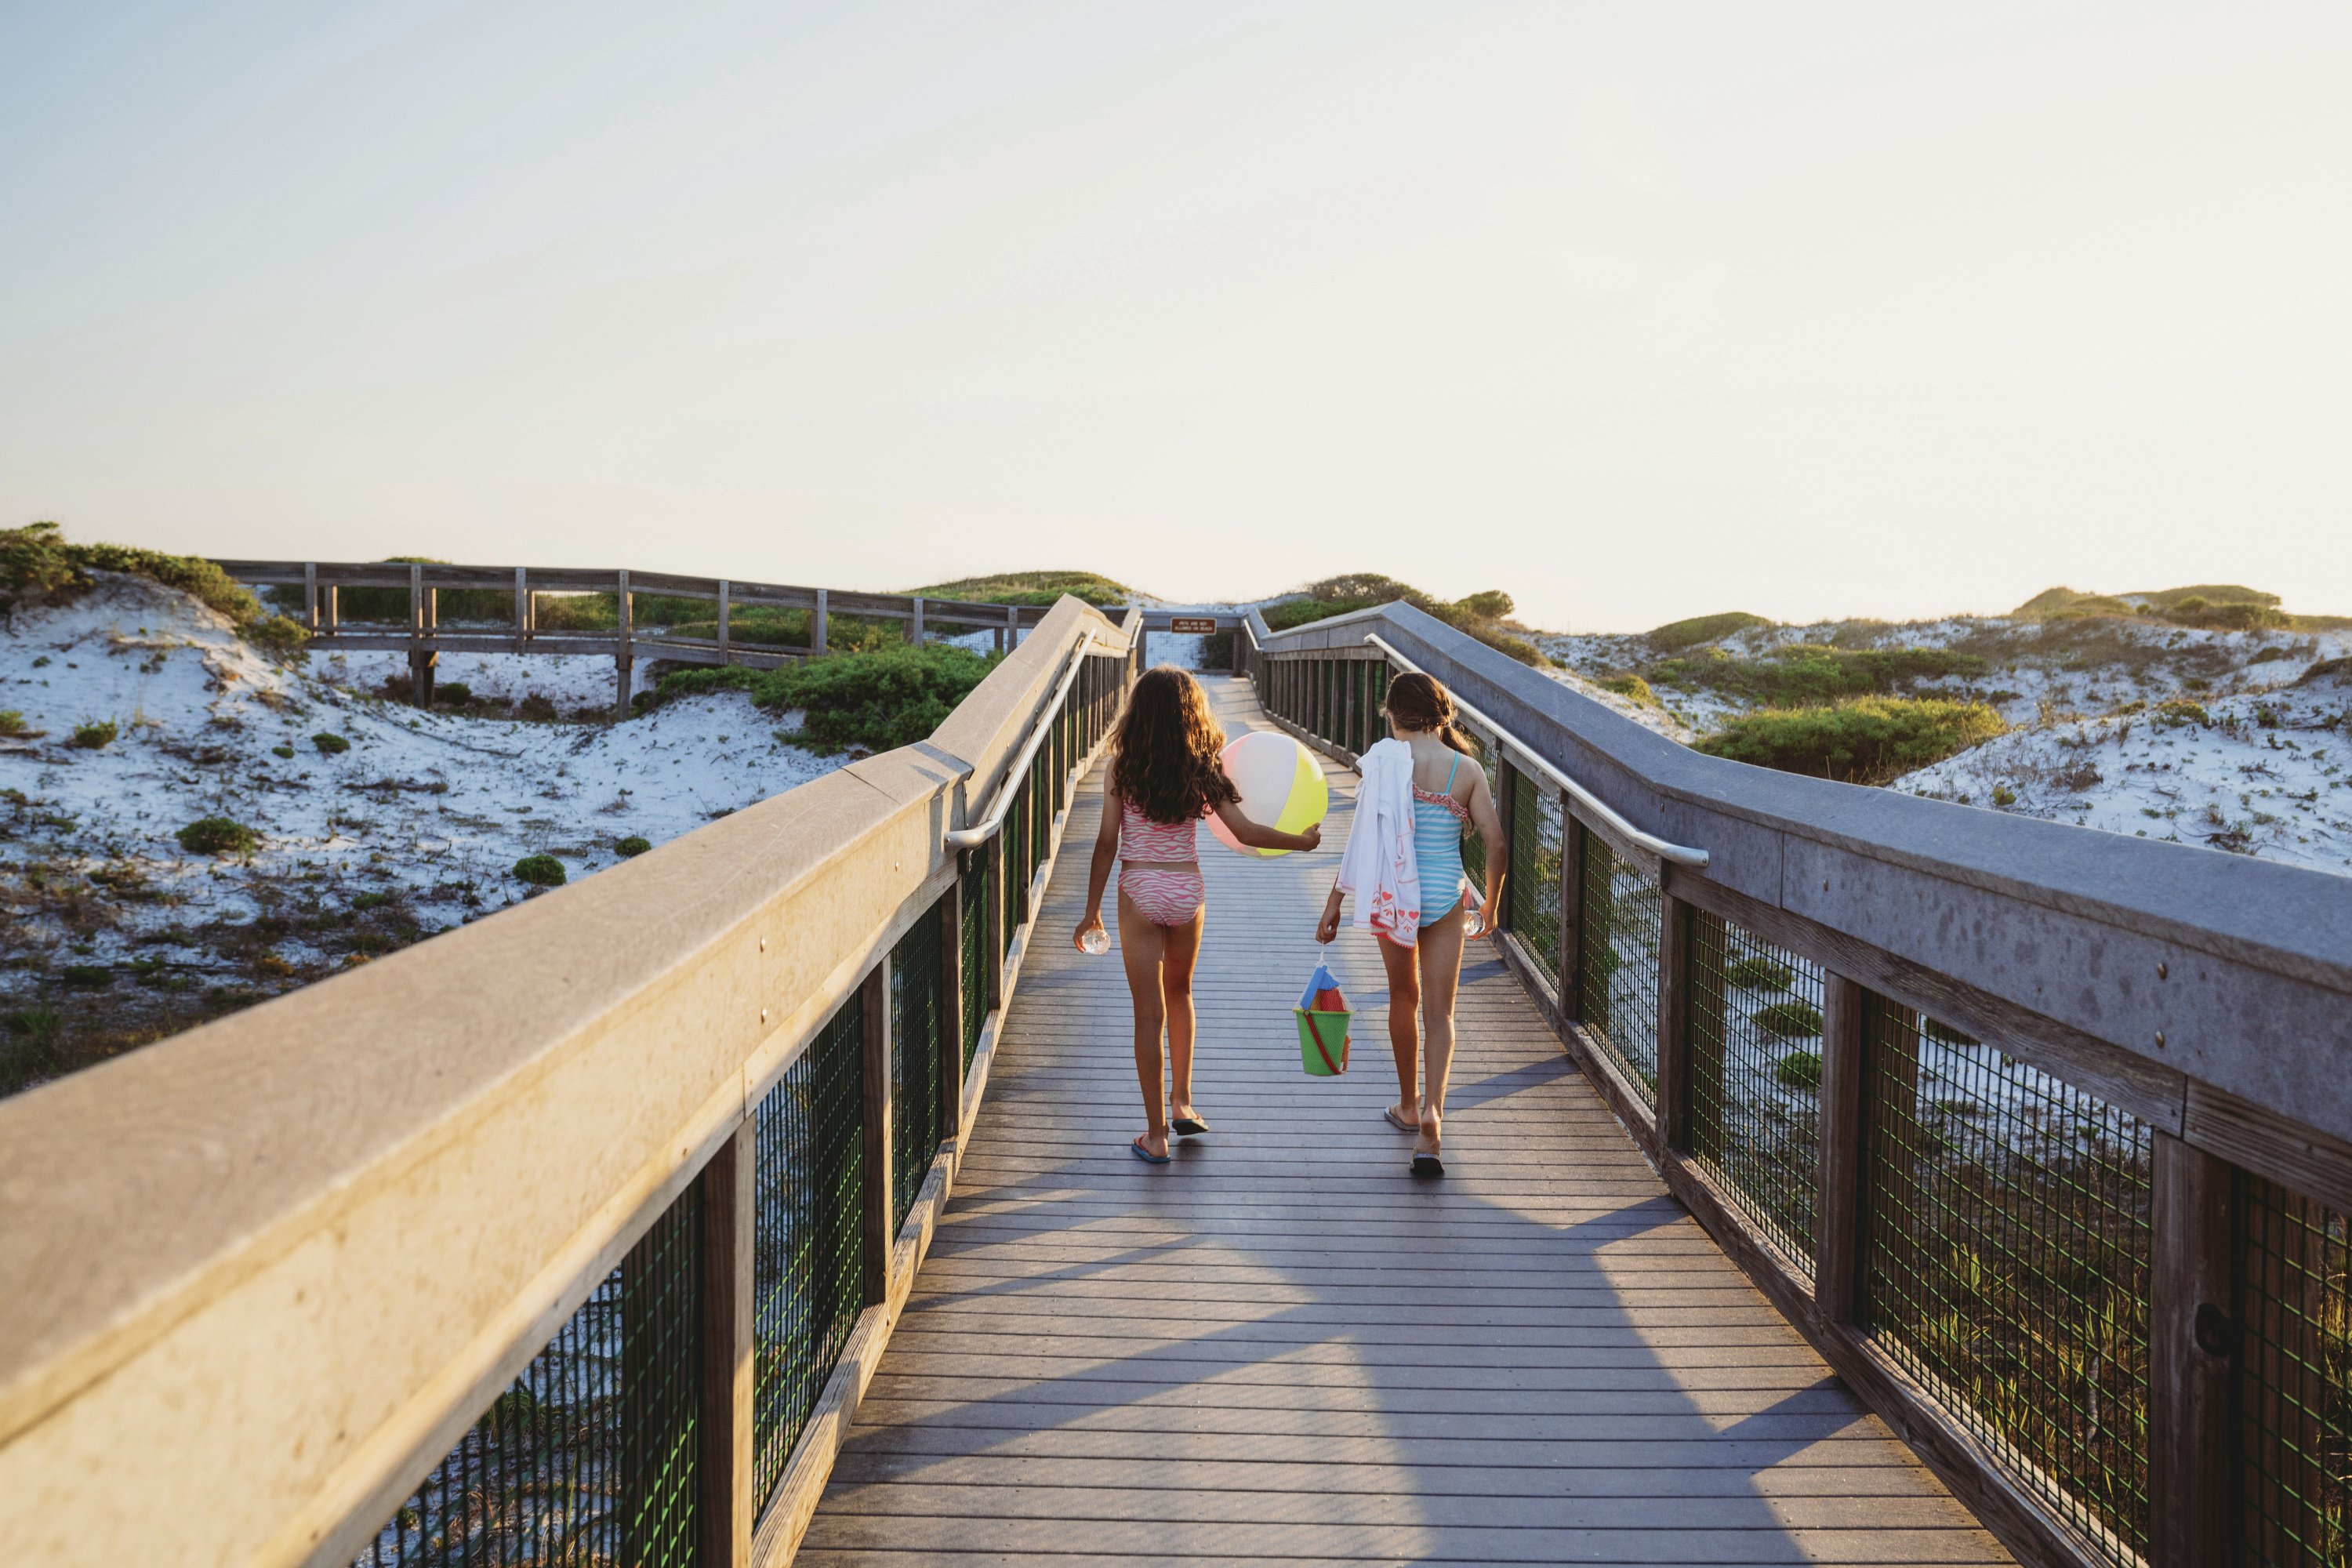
1120,798 -> 1200,862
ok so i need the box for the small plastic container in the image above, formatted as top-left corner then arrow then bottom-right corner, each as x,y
1080,927 -> 1111,956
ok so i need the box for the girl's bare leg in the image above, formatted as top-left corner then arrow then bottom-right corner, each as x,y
1414,903 -> 1470,1158
1159,905 -> 1206,1120
1117,891 -> 1171,1157
1377,934 -> 1422,1129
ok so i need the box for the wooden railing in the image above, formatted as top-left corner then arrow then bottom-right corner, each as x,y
0,596 -> 1145,1567
1244,603 -> 2352,1568
215,558 -> 1242,712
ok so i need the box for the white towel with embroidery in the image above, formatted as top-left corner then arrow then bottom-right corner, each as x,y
1334,738 -> 1421,947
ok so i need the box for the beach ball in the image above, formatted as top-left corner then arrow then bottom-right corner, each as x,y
1206,731 -> 1327,857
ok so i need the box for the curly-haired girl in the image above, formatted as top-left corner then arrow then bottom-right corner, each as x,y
1077,666 -> 1322,1163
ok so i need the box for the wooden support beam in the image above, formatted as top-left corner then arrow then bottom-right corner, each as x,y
695,1123 -> 754,1568
322,582 -> 338,633
814,588 -> 829,655
860,960 -> 892,1307
939,885 -> 965,1145
2148,1132 -> 2234,1568
302,563 -> 318,630
615,569 -> 633,717
1654,894 -> 1693,1152
717,579 -> 731,660
1813,974 -> 1867,1326
911,596 -> 925,646
514,567 -> 529,639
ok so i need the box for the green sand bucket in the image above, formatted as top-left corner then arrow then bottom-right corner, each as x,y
1295,1007 -> 1352,1076
1295,960 -> 1351,1076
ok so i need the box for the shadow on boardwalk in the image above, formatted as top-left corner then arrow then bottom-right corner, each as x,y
800,678 -> 2012,1566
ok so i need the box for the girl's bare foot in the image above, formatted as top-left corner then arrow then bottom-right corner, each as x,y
1384,1102 -> 1419,1132
1134,1128 -> 1170,1160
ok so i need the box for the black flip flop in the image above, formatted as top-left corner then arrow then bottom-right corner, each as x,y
1411,1152 -> 1445,1178
1171,1114 -> 1210,1137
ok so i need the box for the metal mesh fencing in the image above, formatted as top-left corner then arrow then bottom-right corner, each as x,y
1006,768 -> 1032,938
356,1187 -> 704,1568
960,852 -> 989,1073
1860,994 -> 2151,1564
2235,1174 -> 2352,1567
891,901 -> 945,1234
1506,779 -> 1562,993
1685,916 -> 1823,1269
751,994 -> 865,1507
1573,832 -> 1662,1099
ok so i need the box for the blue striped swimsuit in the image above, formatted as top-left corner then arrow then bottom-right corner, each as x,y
1410,753 -> 1470,927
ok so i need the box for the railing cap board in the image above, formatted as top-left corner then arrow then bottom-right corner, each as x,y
0,609 -> 1110,1565
1259,601 -> 2352,1150
929,601 -> 1135,824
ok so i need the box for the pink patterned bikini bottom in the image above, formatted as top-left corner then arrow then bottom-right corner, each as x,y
1118,865 -> 1206,927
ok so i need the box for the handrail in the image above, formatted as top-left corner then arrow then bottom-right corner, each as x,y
1361,631 -> 1710,869
944,630 -> 1096,850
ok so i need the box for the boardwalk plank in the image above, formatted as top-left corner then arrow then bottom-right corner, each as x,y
803,677 -> 2010,1566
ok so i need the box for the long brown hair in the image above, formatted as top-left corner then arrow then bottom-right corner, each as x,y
1384,670 -> 1477,756
1109,666 -> 1241,824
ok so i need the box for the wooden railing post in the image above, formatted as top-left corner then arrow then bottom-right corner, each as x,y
302,562 -> 318,631
910,596 -> 925,646
1655,893 -> 1693,1151
615,568 -> 634,717
938,883 -> 965,1145
860,960 -> 892,1306
2149,1132 -> 2234,1568
1494,760 -> 1519,934
695,1123 -> 754,1568
513,566 -> 529,644
814,588 -> 829,655
1814,975 -> 1867,1326
407,563 -> 435,706
717,579 -> 731,661
322,581 -> 339,633
1558,811 -> 1583,1014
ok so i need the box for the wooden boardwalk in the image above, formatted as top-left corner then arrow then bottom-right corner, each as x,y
802,678 -> 2012,1566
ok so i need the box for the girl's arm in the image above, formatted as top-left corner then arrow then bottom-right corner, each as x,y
1074,782 -> 1123,949
1209,797 -> 1323,855
1462,765 -> 1507,939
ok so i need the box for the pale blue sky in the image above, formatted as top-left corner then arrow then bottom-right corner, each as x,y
3,2 -> 2347,630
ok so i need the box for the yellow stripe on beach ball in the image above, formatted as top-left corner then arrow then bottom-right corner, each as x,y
1207,731 -> 1328,857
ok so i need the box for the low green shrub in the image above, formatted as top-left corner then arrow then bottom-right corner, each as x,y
1776,1050 -> 1823,1090
2154,699 -> 2210,728
1725,956 -> 1793,990
656,644 -> 997,753
71,720 -> 118,750
1755,1000 -> 1824,1037
435,683 -> 472,706
1991,783 -> 2018,808
270,744 -> 296,759
911,570 -> 1132,608
0,711 -> 26,737
312,732 -> 351,754
3,522 -> 307,655
1646,611 -> 1770,651
512,854 -> 567,887
61,964 -> 112,987
615,835 -> 652,857
1267,575 -> 1544,666
1599,673 -> 1660,707
1649,644 -> 1986,707
177,816 -> 257,855
1697,698 -> 2005,785
662,605 -> 903,654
